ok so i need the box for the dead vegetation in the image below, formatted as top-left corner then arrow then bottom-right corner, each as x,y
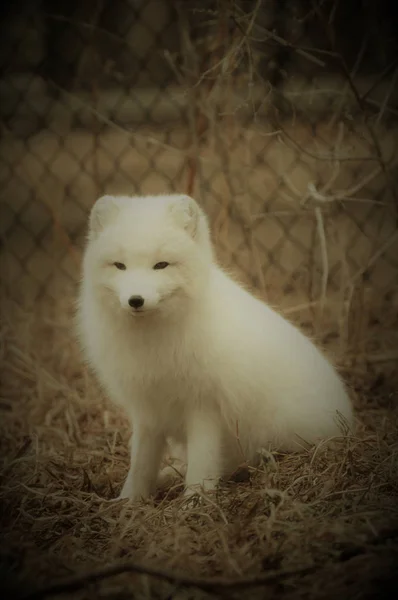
0,291 -> 397,600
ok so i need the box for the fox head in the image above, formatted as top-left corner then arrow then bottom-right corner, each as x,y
82,194 -> 214,318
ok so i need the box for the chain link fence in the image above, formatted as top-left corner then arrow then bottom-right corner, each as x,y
1,0 -> 397,352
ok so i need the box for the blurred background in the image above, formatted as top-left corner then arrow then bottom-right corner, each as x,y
0,0 -> 397,367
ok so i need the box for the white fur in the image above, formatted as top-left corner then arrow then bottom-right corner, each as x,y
76,194 -> 354,501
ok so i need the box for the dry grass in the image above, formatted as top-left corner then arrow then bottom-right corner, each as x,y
1,290 -> 398,600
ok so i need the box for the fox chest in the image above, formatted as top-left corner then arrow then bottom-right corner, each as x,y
91,332 -> 214,407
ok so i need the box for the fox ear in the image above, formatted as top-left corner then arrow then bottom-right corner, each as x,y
88,195 -> 122,239
169,195 -> 202,238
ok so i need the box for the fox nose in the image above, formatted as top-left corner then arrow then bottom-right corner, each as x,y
128,295 -> 145,309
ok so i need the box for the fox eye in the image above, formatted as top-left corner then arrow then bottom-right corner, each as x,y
113,262 -> 126,270
153,261 -> 169,270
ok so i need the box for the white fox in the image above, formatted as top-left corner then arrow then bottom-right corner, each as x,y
76,193 -> 354,501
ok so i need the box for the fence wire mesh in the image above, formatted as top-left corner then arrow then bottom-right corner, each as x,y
1,0 -> 397,351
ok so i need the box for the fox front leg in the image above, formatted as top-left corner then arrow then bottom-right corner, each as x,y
118,422 -> 165,501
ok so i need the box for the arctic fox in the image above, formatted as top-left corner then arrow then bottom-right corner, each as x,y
76,193 -> 354,501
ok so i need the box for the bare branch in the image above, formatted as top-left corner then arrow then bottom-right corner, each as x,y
312,0 -> 398,205
22,562 -> 317,599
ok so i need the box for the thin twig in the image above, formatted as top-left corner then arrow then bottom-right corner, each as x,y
315,207 -> 329,319
361,55 -> 398,102
351,230 -> 398,285
232,13 -> 327,67
274,122 -> 378,163
312,1 -> 398,206
22,562 -> 317,599
328,36 -> 368,128
376,67 -> 398,127
188,0 -> 262,91
47,82 -> 205,161
306,161 -> 397,204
